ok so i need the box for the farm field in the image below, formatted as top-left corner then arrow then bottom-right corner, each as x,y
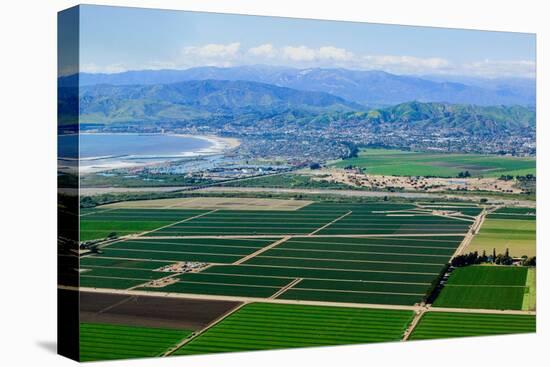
79,198 -> 474,306
79,208 -> 206,241
466,215 -> 536,257
80,323 -> 191,361
523,268 -> 536,311
151,202 -> 472,236
409,312 -> 536,340
79,238 -> 278,289
102,197 -> 313,211
79,291 -> 242,331
173,302 -> 413,355
432,266 -> 531,310
133,235 -> 464,305
80,258 -> 175,289
332,148 -> 536,177
490,207 -> 536,221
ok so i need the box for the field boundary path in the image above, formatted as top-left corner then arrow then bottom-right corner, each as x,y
308,210 -> 352,236
137,233 -> 467,240
402,309 -> 427,341
96,295 -> 137,314
162,302 -> 249,356
64,285 -> 422,311
270,278 -> 303,299
61,286 -> 536,316
85,209 -> 222,252
233,236 -> 291,265
141,209 -> 219,237
451,208 -> 487,258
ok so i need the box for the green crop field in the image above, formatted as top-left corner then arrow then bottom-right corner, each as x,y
138,235 -> 464,305
444,265 -> 528,285
152,202 -> 472,237
79,209 -> 206,241
101,237 -> 278,263
79,238 -> 278,289
80,257 -> 174,289
433,266 -> 530,310
466,216 -> 536,257
409,312 -> 536,340
523,268 -> 536,311
79,199 -> 471,305
489,207 -> 536,221
173,303 -> 413,355
75,196 -> 536,355
80,323 -> 191,361
332,148 -> 535,178
492,207 -> 536,215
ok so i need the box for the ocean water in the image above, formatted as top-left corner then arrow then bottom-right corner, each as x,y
58,133 -> 212,159
58,133 -> 215,171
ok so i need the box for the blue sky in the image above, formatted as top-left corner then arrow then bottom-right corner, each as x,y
75,4 -> 536,78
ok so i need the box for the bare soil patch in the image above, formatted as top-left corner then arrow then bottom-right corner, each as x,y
79,291 -> 241,330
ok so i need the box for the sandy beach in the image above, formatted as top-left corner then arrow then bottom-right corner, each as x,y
174,134 -> 241,155
70,133 -> 241,174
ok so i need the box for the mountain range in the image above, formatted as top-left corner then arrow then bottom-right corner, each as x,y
64,78 -> 535,135
76,79 -> 361,124
60,65 -> 535,106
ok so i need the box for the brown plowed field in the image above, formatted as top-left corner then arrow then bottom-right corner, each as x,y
79,291 -> 241,330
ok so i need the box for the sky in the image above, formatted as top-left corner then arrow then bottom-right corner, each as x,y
71,4 -> 536,78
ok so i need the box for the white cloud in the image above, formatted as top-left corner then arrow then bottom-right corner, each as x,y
279,45 -> 353,63
182,42 -> 241,59
80,62 -> 128,74
318,46 -> 354,61
457,59 -> 536,78
81,42 -> 535,78
282,46 -> 317,62
248,43 -> 276,58
360,55 -> 450,73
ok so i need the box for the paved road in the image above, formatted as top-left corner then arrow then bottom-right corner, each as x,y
80,187 -> 191,195
79,185 -> 535,207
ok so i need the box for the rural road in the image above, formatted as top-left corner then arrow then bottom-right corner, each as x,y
79,186 -> 535,207
60,286 -> 536,316
137,233 -> 468,240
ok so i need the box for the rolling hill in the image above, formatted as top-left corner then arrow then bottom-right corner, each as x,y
75,79 -> 363,124
303,102 -> 535,134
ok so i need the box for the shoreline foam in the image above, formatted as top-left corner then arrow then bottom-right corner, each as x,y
72,133 -> 240,174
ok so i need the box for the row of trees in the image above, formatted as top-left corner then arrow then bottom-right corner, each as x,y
456,171 -> 471,178
451,249 -> 536,267
499,174 -> 536,181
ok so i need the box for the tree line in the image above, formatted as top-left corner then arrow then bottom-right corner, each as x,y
451,249 -> 536,267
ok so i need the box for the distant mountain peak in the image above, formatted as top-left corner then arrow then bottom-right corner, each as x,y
59,65 -> 535,107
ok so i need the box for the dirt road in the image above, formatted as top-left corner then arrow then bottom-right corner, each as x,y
62,286 -> 536,316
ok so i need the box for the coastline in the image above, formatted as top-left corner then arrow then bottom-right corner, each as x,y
173,134 -> 241,155
73,133 -> 241,174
